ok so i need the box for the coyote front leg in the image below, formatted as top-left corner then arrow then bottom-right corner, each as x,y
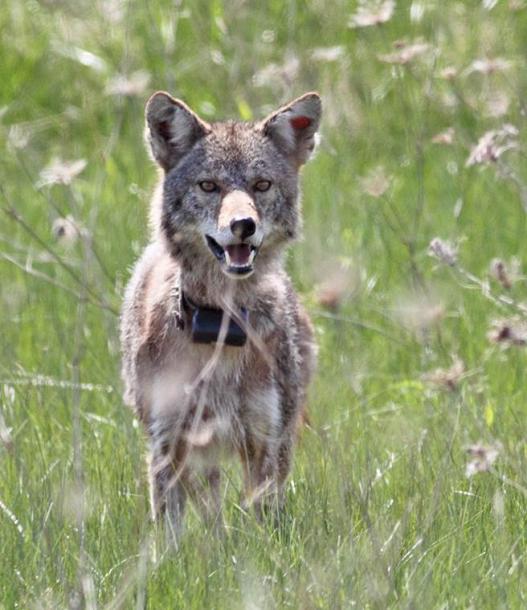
184,467 -> 224,533
149,439 -> 189,544
240,439 -> 282,518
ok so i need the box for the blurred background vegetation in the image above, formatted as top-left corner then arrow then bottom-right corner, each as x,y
1,0 -> 527,608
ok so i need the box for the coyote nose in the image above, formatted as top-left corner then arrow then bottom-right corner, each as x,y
230,217 -> 256,240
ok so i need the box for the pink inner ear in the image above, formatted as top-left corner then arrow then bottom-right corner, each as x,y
290,115 -> 311,130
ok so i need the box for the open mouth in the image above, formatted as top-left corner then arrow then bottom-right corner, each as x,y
206,235 -> 258,277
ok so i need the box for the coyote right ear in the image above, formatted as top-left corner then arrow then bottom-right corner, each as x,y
145,92 -> 210,171
261,92 -> 322,167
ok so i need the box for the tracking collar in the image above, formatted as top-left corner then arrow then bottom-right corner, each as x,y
181,292 -> 248,347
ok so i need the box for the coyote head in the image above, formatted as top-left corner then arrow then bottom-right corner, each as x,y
145,92 -> 321,280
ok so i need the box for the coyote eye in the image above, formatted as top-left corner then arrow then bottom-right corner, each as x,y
254,180 -> 271,192
199,181 -> 219,193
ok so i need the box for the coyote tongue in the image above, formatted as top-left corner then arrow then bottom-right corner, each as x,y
225,243 -> 252,266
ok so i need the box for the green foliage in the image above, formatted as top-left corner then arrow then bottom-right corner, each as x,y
1,0 -> 527,607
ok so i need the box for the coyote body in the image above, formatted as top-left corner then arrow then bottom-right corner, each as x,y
120,91 -> 321,533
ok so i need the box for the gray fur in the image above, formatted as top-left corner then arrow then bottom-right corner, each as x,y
121,92 -> 321,536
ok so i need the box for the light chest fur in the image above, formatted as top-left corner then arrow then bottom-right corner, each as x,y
146,332 -> 282,470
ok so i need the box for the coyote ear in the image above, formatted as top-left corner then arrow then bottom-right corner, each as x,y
261,92 -> 322,166
145,92 -> 210,170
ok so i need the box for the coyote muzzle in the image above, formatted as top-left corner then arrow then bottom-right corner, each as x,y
206,189 -> 262,279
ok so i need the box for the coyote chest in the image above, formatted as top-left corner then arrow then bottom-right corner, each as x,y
146,337 -> 281,467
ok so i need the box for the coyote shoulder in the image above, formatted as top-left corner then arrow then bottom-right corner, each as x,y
120,91 -> 321,535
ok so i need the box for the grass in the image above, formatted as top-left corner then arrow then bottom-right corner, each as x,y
1,0 -> 527,607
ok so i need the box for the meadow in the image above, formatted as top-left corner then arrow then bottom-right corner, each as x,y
1,0 -> 527,607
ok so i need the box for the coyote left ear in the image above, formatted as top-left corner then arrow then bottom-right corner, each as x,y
261,92 -> 322,166
145,92 -> 211,171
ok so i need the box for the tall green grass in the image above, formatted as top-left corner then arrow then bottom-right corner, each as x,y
1,1 -> 527,607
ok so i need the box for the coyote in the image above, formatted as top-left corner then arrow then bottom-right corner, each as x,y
120,91 -> 321,536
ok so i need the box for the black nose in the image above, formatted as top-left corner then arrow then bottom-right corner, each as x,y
230,217 -> 256,240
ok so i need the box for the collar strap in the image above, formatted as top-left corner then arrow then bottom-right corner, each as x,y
181,291 -> 248,347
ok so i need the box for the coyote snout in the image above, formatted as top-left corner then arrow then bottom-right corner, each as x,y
121,90 -> 321,540
207,189 -> 262,278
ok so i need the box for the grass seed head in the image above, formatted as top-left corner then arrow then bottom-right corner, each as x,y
105,70 -> 151,96
439,66 -> 458,80
394,292 -> 445,334
7,124 -> 31,150
465,57 -> 512,76
484,90 -> 510,118
253,56 -> 300,88
465,442 -> 501,477
360,166 -> 392,198
52,215 -> 85,246
349,0 -> 395,28
489,258 -> 513,289
428,237 -> 458,266
466,124 -> 518,167
487,317 -> 527,346
378,40 -> 430,64
38,158 -> 87,187
314,259 -> 360,311
432,127 -> 455,145
311,46 -> 345,62
422,357 -> 465,391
